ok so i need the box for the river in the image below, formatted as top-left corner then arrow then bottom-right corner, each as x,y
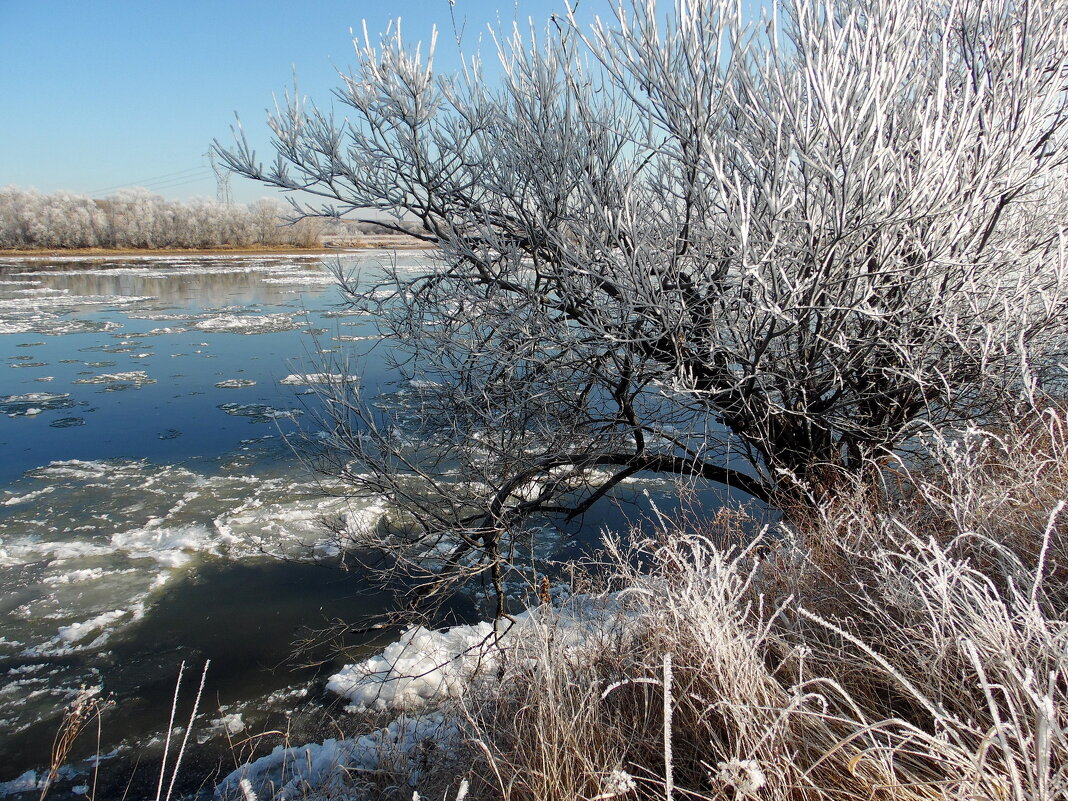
0,252 -> 450,796
0,251 -> 698,798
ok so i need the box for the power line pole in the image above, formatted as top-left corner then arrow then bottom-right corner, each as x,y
206,149 -> 233,205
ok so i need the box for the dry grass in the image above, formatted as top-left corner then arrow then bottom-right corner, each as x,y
445,408 -> 1068,801
37,690 -> 113,801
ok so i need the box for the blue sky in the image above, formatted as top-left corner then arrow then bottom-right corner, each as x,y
0,1 -> 759,204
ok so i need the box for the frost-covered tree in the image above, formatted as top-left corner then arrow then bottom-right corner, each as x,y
0,186 -> 319,249
221,0 -> 1068,608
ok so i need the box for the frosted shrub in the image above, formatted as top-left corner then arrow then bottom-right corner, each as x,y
218,0 -> 1068,621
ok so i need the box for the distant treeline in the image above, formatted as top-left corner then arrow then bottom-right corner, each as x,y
0,186 -> 325,250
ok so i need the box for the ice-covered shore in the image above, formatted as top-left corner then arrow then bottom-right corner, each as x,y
215,594 -> 625,800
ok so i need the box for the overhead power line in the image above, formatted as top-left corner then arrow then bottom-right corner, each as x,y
89,166 -> 213,197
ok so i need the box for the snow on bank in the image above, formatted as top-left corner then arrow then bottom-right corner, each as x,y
328,622 -> 499,713
217,595 -> 624,800
327,594 -> 624,713
215,714 -> 461,801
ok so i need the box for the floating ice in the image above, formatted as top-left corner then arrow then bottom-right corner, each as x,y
72,371 -> 155,385
320,309 -> 371,318
0,293 -> 150,310
212,712 -> 245,735
42,568 -> 109,585
213,494 -> 386,558
2,486 -> 55,506
194,314 -> 297,334
214,379 -> 257,389
279,373 -> 348,386
0,456 -> 367,716
111,524 -> 217,567
261,272 -> 336,285
150,326 -> 186,334
217,402 -> 302,423
56,610 -> 130,644
0,392 -> 74,416
0,770 -> 38,797
49,417 -> 85,428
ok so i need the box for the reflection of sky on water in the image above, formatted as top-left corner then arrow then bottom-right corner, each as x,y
0,254 -> 405,485
0,252 -> 422,781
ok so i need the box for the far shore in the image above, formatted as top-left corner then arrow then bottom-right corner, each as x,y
0,235 -> 437,259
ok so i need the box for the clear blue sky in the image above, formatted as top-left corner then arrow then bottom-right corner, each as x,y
0,1 -> 760,205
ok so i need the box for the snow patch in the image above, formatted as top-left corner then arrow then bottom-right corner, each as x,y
327,595 -> 623,713
215,714 -> 460,801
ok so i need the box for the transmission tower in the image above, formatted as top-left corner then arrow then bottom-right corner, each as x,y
207,149 -> 233,205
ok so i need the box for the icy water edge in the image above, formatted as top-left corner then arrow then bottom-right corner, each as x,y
0,252 -> 444,796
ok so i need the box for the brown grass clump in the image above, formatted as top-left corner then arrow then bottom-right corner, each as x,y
449,408 -> 1068,801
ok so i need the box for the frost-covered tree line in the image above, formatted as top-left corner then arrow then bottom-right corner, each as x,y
0,186 -> 322,249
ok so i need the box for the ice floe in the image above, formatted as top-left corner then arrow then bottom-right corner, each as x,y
72,370 -> 155,385
48,417 -> 86,428
56,609 -> 131,644
278,373 -> 348,386
0,392 -> 74,417
214,378 -> 257,389
193,314 -> 297,334
217,402 -> 302,422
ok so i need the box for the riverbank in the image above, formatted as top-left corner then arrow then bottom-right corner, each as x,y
215,407 -> 1068,801
0,235 -> 436,259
